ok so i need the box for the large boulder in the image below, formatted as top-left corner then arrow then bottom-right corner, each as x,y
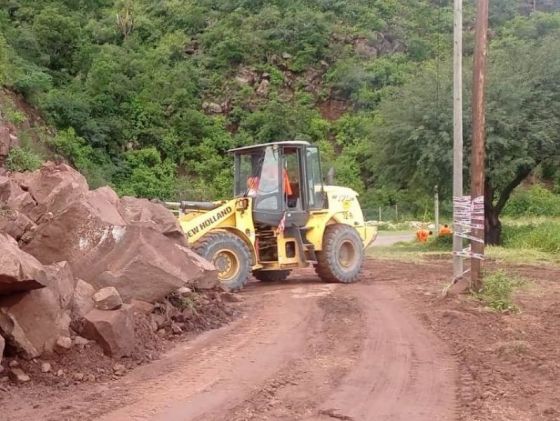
93,287 -> 122,310
14,162 -> 89,222
81,306 -> 135,358
118,196 -> 186,244
71,279 -> 95,320
44,261 -> 76,310
74,225 -> 218,302
0,175 -> 36,217
0,208 -> 34,240
0,333 -> 4,364
0,233 -> 47,295
22,189 -> 126,265
0,287 -> 71,359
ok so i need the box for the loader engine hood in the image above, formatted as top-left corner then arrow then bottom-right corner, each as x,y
323,185 -> 359,200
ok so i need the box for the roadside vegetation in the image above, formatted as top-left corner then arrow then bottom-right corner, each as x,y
473,270 -> 526,312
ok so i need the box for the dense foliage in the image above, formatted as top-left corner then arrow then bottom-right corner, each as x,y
0,0 -> 559,232
0,0 -> 451,199
368,12 -> 560,242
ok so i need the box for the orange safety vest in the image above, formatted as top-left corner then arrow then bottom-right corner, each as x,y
416,229 -> 430,243
439,225 -> 452,236
247,170 -> 292,196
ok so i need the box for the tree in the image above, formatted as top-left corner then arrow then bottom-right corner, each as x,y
369,18 -> 560,244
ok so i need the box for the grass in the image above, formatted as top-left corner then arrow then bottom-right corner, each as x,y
368,219 -> 560,266
473,270 -> 526,312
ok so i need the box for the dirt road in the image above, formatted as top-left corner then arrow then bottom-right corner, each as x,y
5,267 -> 456,421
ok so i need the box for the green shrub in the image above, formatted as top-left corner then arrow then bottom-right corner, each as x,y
474,270 -> 524,312
5,147 -> 42,172
503,185 -> 560,217
502,221 -> 560,253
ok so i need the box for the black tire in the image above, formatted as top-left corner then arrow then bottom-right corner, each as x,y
194,231 -> 251,291
315,224 -> 364,283
253,270 -> 291,282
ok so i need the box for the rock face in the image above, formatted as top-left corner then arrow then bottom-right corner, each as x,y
22,190 -> 126,266
93,287 -> 123,310
0,175 -> 36,221
0,287 -> 70,359
18,162 -> 89,222
118,196 -> 186,243
82,306 -> 135,358
44,261 -> 76,310
0,208 -> 35,240
0,233 -> 47,296
0,334 -> 4,363
71,279 -> 95,320
74,225 -> 218,302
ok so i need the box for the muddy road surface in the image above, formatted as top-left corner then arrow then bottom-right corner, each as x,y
5,266 -> 456,421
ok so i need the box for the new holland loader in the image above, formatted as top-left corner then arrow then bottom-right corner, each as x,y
167,141 -> 377,290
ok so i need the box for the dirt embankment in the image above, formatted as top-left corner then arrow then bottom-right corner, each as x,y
365,259 -> 560,421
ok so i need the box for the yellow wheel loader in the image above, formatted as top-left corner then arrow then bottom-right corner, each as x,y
167,141 -> 377,290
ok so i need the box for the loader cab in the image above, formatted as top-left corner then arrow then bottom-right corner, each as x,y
231,141 -> 326,228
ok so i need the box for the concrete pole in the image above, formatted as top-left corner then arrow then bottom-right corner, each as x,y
471,0 -> 489,291
452,0 -> 464,281
434,185 -> 439,234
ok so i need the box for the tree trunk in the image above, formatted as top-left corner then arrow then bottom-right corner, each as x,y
485,203 -> 502,245
484,180 -> 502,245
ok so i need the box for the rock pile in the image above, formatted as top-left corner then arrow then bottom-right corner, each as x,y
0,161 -> 218,371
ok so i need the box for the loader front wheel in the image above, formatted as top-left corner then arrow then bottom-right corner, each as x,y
315,224 -> 364,284
194,232 -> 251,291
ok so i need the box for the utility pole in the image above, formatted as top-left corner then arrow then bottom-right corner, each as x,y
452,0 -> 464,281
470,0 -> 489,291
434,185 -> 439,234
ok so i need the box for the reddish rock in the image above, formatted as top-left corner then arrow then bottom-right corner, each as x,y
9,367 -> 30,383
93,287 -> 122,310
82,306 -> 135,358
0,208 -> 35,240
44,261 -> 76,310
22,190 -> 125,265
15,163 -> 88,222
118,196 -> 186,244
92,186 -> 119,207
0,287 -> 71,358
0,334 -> 4,364
74,225 -> 218,302
0,233 -> 47,295
128,299 -> 154,315
0,175 -> 36,217
71,279 -> 95,320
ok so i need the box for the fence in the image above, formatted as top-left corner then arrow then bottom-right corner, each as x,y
363,202 -> 453,223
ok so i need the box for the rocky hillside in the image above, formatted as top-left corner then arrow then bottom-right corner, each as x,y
1,0 -> 559,211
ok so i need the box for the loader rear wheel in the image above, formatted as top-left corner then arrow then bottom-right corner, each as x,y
194,232 -> 251,291
253,270 -> 291,282
315,224 -> 364,284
